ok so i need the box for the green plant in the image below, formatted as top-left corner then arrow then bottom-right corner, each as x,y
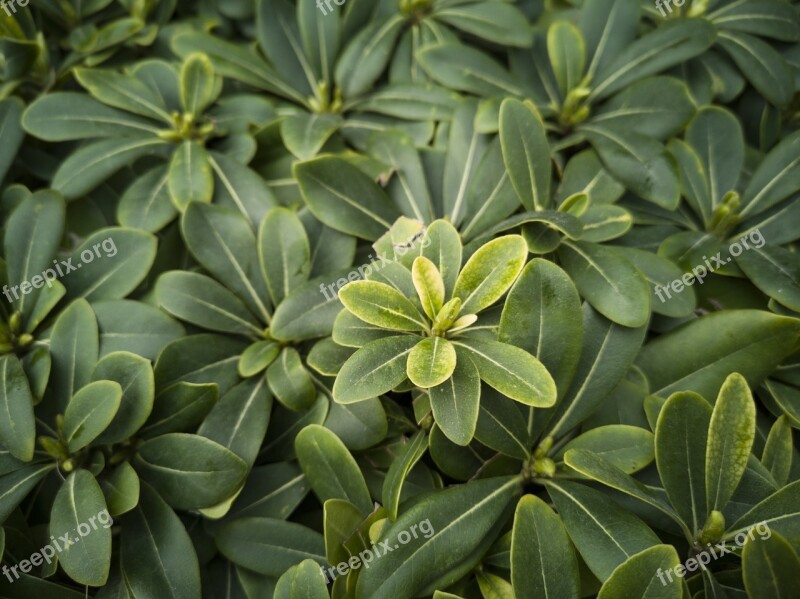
1,0 -> 800,597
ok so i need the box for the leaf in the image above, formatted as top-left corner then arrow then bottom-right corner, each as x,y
62,381 -> 122,452
134,433 -> 248,509
339,281 -> 427,332
22,92 -> 161,140
636,310 -> 800,399
140,382 -> 218,439
180,52 -> 217,115
706,373 -> 756,512
578,205 -> 632,242
412,257 -> 445,321
117,165 -> 176,232
597,545 -> 682,599
382,430 -> 428,520
297,0 -> 340,84
266,348 -> 316,411
435,3 -> 531,47
75,67 -> 172,123
542,305 -> 646,439
579,0 -> 639,79
271,276 -> 345,342
228,462 -> 309,520
499,258 -> 583,401
209,152 -> 278,225
91,351 -> 154,445
417,44 -> 523,97
62,228 -> 157,301
655,391 -> 711,532
581,125 -> 679,209
101,462 -> 140,517
511,494 -> 580,599
717,30 -> 793,107
281,113 -> 342,161
429,353 -> 480,446
215,517 -> 325,577
547,21 -> 585,98
454,339 -> 556,407
407,338 -> 457,388
49,299 -> 99,413
742,530 -> 800,598
474,387 -> 531,460
52,137 -> 169,200
685,106 -> 744,207
545,480 -> 660,582
355,476 -> 521,599
0,98 -> 25,183
93,299 -> 185,361
558,240 -> 651,328
294,156 -> 399,240
558,425 -> 654,474
736,244 -> 800,312
762,416 -> 793,486
121,483 -> 201,599
180,202 -> 271,323
334,15 -> 405,98
274,559 -> 329,599
4,189 -> 65,317
295,425 -> 372,515
499,99 -> 551,212
454,236 -> 528,315
0,355 -> 35,461
740,132 -> 800,218
49,470 -> 111,586
198,377 -> 272,467
353,83 -> 461,121
168,141 -> 214,211
590,18 -> 716,101
0,463 -> 55,525
709,0 -> 800,42
156,271 -> 263,336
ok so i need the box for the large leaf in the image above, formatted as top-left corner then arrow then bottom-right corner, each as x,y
655,391 -> 711,532
134,433 -> 248,509
706,373 -> 756,512
355,476 -> 521,599
637,310 -> 800,398
545,480 -> 660,582
0,355 -> 35,461
49,470 -> 111,586
511,495 -> 580,599
499,99 -> 551,211
558,240 -> 651,328
597,545 -> 682,599
121,483 -> 201,599
295,425 -> 372,515
294,157 -> 399,240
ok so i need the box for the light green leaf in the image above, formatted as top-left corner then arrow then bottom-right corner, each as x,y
168,141 -> 214,211
407,337 -> 456,388
180,52 -> 218,115
454,338 -> 556,407
547,21 -> 585,98
762,415 -> 793,486
340,281 -> 427,332
382,430 -> 428,520
706,373 -> 756,512
597,545 -> 682,599
454,236 -> 528,315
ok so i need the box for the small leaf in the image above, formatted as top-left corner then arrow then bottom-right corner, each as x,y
180,52 -> 218,115
168,141 -> 214,211
407,337 -> 457,388
706,373 -> 756,512
339,281 -> 427,332
412,257 -> 445,321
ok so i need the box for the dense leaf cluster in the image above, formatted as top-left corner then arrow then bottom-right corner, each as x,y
0,0 -> 799,597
